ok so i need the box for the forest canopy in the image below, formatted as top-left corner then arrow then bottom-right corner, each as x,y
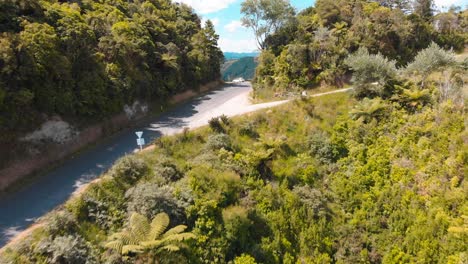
248,0 -> 467,100
0,0 -> 224,135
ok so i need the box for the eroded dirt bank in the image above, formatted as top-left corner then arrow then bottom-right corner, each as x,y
0,81 -> 222,193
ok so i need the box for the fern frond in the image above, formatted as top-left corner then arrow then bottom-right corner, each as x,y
160,245 -> 180,252
140,239 -> 164,249
129,213 -> 150,241
163,232 -> 196,242
122,244 -> 145,255
162,225 -> 187,238
104,240 -> 124,253
149,212 -> 170,240
120,231 -> 139,246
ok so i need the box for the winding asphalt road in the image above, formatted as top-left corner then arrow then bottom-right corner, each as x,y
0,82 -> 263,247
0,82 -> 351,248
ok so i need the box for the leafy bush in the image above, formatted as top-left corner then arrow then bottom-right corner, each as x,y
293,186 -> 329,218
222,206 -> 253,259
238,122 -> 260,138
205,133 -> 232,151
153,156 -> 183,183
220,114 -> 231,125
308,132 -> 337,164
154,165 -> 182,183
45,211 -> 77,237
188,165 -> 241,206
35,235 -> 97,264
81,198 -> 108,229
406,42 -> 455,84
78,178 -> 127,228
209,117 -> 225,133
271,153 -> 318,185
125,183 -> 188,223
234,254 -> 258,264
344,48 -> 397,98
110,155 -> 149,184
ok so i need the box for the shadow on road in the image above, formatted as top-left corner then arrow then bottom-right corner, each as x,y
0,83 -> 251,247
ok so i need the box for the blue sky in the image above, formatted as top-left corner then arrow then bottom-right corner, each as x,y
174,0 -> 466,52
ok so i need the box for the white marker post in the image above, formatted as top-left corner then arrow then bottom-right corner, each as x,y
135,131 -> 145,151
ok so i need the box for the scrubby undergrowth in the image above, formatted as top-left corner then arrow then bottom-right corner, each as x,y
1,83 -> 466,263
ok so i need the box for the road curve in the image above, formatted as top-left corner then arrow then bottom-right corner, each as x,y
0,83 -> 352,248
0,83 -> 254,247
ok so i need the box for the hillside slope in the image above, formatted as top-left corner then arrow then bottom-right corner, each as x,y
1,74 -> 466,263
222,57 -> 258,81
0,0 -> 223,190
224,52 -> 260,60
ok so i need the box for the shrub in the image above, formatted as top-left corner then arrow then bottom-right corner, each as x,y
222,206 -> 253,259
188,165 -> 241,206
205,133 -> 232,151
82,195 -> 115,229
35,235 -> 97,264
293,186 -> 329,218
406,42 -> 455,85
209,117 -> 225,133
46,211 -> 77,237
125,183 -> 188,223
110,155 -> 149,184
344,48 -> 397,98
220,114 -> 230,125
308,132 -> 336,164
238,122 -> 259,138
153,157 -> 183,182
65,196 -> 88,221
78,179 -> 127,228
234,254 -> 258,264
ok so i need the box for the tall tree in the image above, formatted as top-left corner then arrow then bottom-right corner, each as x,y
413,0 -> 435,20
374,0 -> 411,11
405,42 -> 455,86
203,20 -> 224,79
241,0 -> 295,50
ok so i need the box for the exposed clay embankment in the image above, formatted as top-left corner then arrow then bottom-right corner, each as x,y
0,81 -> 221,192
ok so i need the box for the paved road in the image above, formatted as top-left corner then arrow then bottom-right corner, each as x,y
0,82 -> 260,247
0,83 -> 352,248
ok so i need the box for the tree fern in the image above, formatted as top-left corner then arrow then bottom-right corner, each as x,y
104,212 -> 195,258
350,98 -> 388,123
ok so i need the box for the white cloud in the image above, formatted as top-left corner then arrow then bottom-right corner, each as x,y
219,37 -> 259,52
174,0 -> 237,14
224,20 -> 243,33
434,0 -> 466,10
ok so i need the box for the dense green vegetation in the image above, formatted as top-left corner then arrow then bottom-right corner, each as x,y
1,40 -> 466,262
1,0 -> 467,263
0,0 -> 223,138
247,0 -> 467,100
222,57 -> 258,81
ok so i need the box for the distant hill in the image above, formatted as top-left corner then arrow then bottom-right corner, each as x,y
224,52 -> 260,60
222,57 -> 258,81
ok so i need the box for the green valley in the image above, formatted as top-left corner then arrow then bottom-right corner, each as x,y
222,56 -> 258,82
